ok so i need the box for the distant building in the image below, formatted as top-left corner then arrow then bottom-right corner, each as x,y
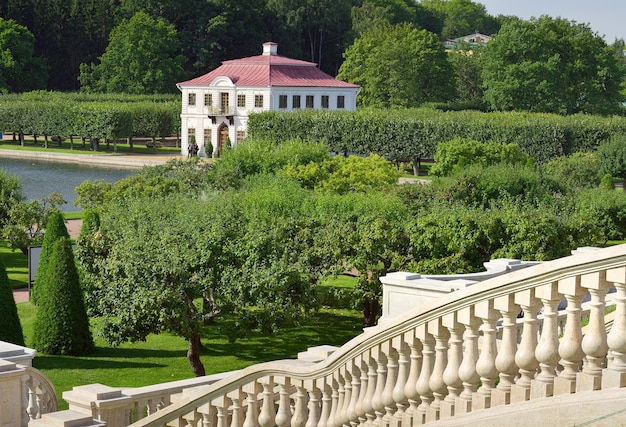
176,42 -> 360,157
444,32 -> 492,50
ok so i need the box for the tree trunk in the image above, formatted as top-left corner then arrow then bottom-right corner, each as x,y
187,331 -> 206,377
412,158 -> 419,176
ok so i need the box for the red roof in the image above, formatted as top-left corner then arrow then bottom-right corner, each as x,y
178,51 -> 359,89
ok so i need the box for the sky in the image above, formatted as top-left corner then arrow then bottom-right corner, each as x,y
476,0 -> 625,42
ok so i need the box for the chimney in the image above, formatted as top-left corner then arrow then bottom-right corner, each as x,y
262,42 -> 278,56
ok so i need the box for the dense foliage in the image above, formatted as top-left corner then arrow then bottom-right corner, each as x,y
248,109 -> 626,164
33,237 -> 94,356
481,16 -> 624,115
0,257 -> 24,345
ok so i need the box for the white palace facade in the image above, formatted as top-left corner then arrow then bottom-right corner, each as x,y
177,42 -> 360,157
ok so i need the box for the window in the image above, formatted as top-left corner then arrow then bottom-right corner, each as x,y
204,128 -> 211,144
255,94 -> 264,108
237,130 -> 246,143
205,93 -> 212,106
187,128 -> 196,142
292,95 -> 301,109
321,95 -> 329,109
188,93 -> 196,106
221,92 -> 229,107
237,94 -> 246,108
306,95 -> 314,109
279,95 -> 288,109
337,95 -> 345,109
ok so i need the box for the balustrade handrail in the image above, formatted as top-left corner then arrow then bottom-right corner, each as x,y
130,244 -> 626,426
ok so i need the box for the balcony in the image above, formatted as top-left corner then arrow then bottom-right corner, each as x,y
207,106 -> 235,125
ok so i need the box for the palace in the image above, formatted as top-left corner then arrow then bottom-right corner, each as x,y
176,42 -> 360,158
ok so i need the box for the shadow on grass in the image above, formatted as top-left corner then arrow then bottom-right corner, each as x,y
202,311 -> 363,363
33,347 -> 188,371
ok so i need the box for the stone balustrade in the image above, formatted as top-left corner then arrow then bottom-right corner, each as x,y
0,359 -> 57,427
24,244 -> 626,426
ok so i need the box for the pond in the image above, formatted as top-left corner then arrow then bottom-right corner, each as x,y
0,157 -> 136,212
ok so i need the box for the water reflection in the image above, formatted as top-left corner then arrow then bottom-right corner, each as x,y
0,157 -> 136,211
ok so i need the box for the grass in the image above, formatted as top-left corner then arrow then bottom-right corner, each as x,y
18,303 -> 363,410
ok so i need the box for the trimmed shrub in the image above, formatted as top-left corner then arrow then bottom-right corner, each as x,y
0,258 -> 25,346
542,152 -> 602,189
430,138 -> 529,177
32,210 -> 69,305
597,136 -> 626,182
33,237 -> 94,355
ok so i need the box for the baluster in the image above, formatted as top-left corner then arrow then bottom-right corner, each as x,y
362,351 -> 378,427
532,282 -> 562,398
370,345 -> 388,426
229,389 -> 244,427
346,360 -> 362,427
305,380 -> 322,427
331,367 -> 346,426
402,332 -> 422,427
555,276 -> 586,394
511,289 -> 540,403
392,337 -> 410,426
291,381 -> 308,427
183,410 -> 200,427
578,271 -> 610,392
275,377 -> 293,427
341,366 -> 354,427
381,343 -> 399,427
27,378 -> 40,421
457,306 -> 480,414
426,319 -> 450,422
441,313 -> 463,418
327,377 -> 340,427
474,298 -> 499,409
258,377 -> 276,427
354,355 -> 369,425
604,267 -> 626,388
198,401 -> 217,427
415,325 -> 435,424
492,294 -> 520,406
318,381 -> 333,427
243,381 -> 263,427
214,396 -> 233,427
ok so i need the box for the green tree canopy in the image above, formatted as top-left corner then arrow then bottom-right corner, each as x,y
0,18 -> 47,93
421,0 -> 499,40
338,23 -> 456,108
481,16 -> 625,115
78,11 -> 188,94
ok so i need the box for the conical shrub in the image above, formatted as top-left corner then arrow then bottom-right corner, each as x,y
0,258 -> 25,346
32,211 -> 69,305
33,237 -> 94,355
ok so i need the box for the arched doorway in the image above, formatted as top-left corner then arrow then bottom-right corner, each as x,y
217,123 -> 229,157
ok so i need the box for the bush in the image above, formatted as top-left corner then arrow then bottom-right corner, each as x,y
430,138 -> 529,177
33,237 -> 94,355
597,136 -> 626,182
0,258 -> 25,346
542,152 -> 602,189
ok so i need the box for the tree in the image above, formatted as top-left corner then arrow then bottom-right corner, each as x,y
2,193 -> 66,255
0,257 -> 25,346
338,23 -> 456,108
447,42 -> 485,106
597,136 -> 626,183
78,12 -> 188,94
33,237 -> 94,355
482,16 -> 625,115
0,18 -> 47,92
0,168 -> 24,225
421,0 -> 500,40
31,210 -> 70,305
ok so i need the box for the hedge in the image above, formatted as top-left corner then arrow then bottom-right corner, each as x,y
248,108 -> 626,163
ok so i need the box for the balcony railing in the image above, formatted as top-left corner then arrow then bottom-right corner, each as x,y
207,106 -> 234,116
